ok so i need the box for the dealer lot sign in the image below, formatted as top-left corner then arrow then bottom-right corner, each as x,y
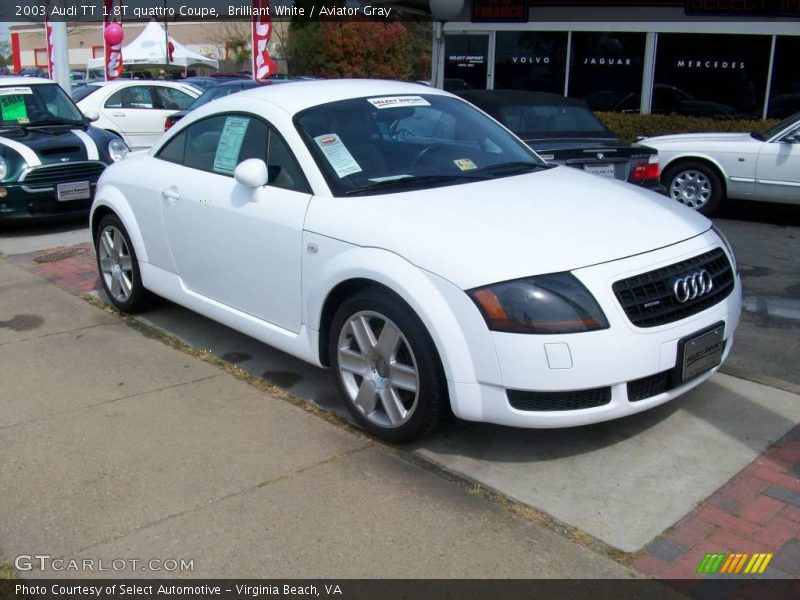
472,0 -> 529,22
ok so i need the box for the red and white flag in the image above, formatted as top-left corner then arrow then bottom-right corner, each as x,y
251,0 -> 279,82
44,13 -> 55,78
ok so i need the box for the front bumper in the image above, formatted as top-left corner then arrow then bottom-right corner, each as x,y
444,229 -> 742,428
0,183 -> 95,220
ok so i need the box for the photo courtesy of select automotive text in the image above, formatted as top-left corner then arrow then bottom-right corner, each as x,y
0,0 -> 799,598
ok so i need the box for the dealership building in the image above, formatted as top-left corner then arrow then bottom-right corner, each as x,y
426,0 -> 800,119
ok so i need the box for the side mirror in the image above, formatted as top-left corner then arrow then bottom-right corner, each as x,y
234,159 -> 269,192
83,110 -> 99,122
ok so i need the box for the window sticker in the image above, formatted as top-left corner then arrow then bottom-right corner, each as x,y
213,116 -> 250,175
0,95 -> 29,122
314,133 -> 362,178
454,158 -> 478,171
367,96 -> 431,110
0,87 -> 33,96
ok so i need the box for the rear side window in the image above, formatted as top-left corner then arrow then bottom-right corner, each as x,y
155,87 -> 195,110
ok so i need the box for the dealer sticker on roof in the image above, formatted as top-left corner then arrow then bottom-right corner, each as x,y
367,96 -> 430,109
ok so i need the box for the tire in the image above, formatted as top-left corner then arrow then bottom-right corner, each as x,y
94,214 -> 150,313
663,161 -> 724,216
329,287 -> 449,443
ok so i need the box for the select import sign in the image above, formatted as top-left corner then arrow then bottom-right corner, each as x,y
472,0 -> 529,22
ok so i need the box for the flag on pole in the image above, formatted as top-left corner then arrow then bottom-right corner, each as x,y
252,0 -> 279,82
104,0 -> 124,80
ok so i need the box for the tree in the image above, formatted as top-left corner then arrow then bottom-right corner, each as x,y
0,40 -> 9,66
287,21 -> 418,80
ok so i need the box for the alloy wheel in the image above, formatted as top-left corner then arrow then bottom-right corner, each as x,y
670,169 -> 712,210
98,225 -> 135,303
336,310 -> 420,429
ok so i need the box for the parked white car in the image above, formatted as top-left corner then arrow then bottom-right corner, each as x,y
644,112 -> 800,215
90,80 -> 741,442
75,80 -> 200,150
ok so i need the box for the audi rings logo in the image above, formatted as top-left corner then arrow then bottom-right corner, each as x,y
673,270 -> 713,303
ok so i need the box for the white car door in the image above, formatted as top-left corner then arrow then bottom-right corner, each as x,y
755,125 -> 800,202
102,84 -> 196,149
158,113 -> 313,332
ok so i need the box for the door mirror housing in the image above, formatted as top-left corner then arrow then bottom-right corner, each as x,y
83,110 -> 100,122
234,159 -> 269,190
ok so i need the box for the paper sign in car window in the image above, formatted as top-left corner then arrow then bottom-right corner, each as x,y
0,87 -> 33,97
0,95 -> 29,122
314,133 -> 362,178
454,158 -> 478,171
213,116 -> 250,175
367,96 -> 431,110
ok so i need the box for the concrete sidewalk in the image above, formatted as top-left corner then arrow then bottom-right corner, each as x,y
0,257 -> 635,579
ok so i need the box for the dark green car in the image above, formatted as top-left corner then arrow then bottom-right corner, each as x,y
0,77 -> 129,221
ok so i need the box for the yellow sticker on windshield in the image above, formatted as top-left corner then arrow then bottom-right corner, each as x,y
0,95 -> 29,122
454,158 -> 477,171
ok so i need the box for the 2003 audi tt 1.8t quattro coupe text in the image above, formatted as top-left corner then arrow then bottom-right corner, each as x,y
91,80 -> 742,442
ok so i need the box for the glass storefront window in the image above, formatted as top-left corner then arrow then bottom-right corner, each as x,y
494,31 -> 568,94
443,35 -> 490,92
653,33 -> 771,118
569,32 -> 646,112
768,36 -> 800,120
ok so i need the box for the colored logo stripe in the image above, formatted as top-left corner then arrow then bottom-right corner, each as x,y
697,552 -> 773,574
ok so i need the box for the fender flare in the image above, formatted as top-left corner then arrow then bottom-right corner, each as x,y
661,152 -> 729,185
305,246 -> 482,387
90,185 -> 149,265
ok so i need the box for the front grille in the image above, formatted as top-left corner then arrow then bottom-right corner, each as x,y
613,248 -> 734,328
21,162 -> 106,188
507,387 -> 611,411
627,371 -> 672,402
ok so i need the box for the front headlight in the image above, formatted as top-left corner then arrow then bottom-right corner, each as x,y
108,138 -> 129,162
468,272 -> 609,334
0,155 -> 7,181
711,224 -> 737,273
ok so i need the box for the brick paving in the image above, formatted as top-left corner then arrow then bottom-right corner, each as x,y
6,240 -> 800,581
633,426 -> 800,579
6,242 -> 101,295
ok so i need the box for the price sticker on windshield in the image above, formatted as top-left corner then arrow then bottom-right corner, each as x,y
314,133 -> 362,178
367,96 -> 430,109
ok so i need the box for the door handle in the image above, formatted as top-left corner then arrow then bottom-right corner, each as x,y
111,112 -> 125,117
161,188 -> 180,204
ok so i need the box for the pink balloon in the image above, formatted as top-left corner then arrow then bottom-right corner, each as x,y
104,23 -> 123,46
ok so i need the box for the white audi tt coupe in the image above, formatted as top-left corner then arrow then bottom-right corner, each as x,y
90,80 -> 742,442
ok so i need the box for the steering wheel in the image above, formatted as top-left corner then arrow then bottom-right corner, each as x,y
409,143 -> 452,170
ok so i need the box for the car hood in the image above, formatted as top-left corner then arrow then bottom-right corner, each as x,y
305,166 -> 711,289
0,125 -> 111,176
643,132 -> 755,145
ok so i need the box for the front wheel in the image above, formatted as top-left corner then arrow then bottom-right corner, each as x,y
329,288 -> 448,443
94,214 -> 150,313
663,161 -> 724,216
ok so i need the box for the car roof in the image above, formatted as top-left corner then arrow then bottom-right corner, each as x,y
456,89 -> 589,109
0,77 -> 56,86
232,79 -> 451,115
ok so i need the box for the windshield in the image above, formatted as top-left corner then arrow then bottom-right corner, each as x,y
498,104 -> 614,139
758,112 -> 800,140
295,94 -> 547,196
1,83 -> 85,126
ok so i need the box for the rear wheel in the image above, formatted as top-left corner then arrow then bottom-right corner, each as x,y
95,214 -> 150,313
663,161 -> 724,216
329,288 -> 448,443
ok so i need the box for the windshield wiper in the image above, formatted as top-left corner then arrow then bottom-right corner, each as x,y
344,173 -> 489,195
28,119 -> 83,127
477,161 -> 549,175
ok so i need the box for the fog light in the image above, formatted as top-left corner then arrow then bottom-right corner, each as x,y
0,187 -> 7,198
